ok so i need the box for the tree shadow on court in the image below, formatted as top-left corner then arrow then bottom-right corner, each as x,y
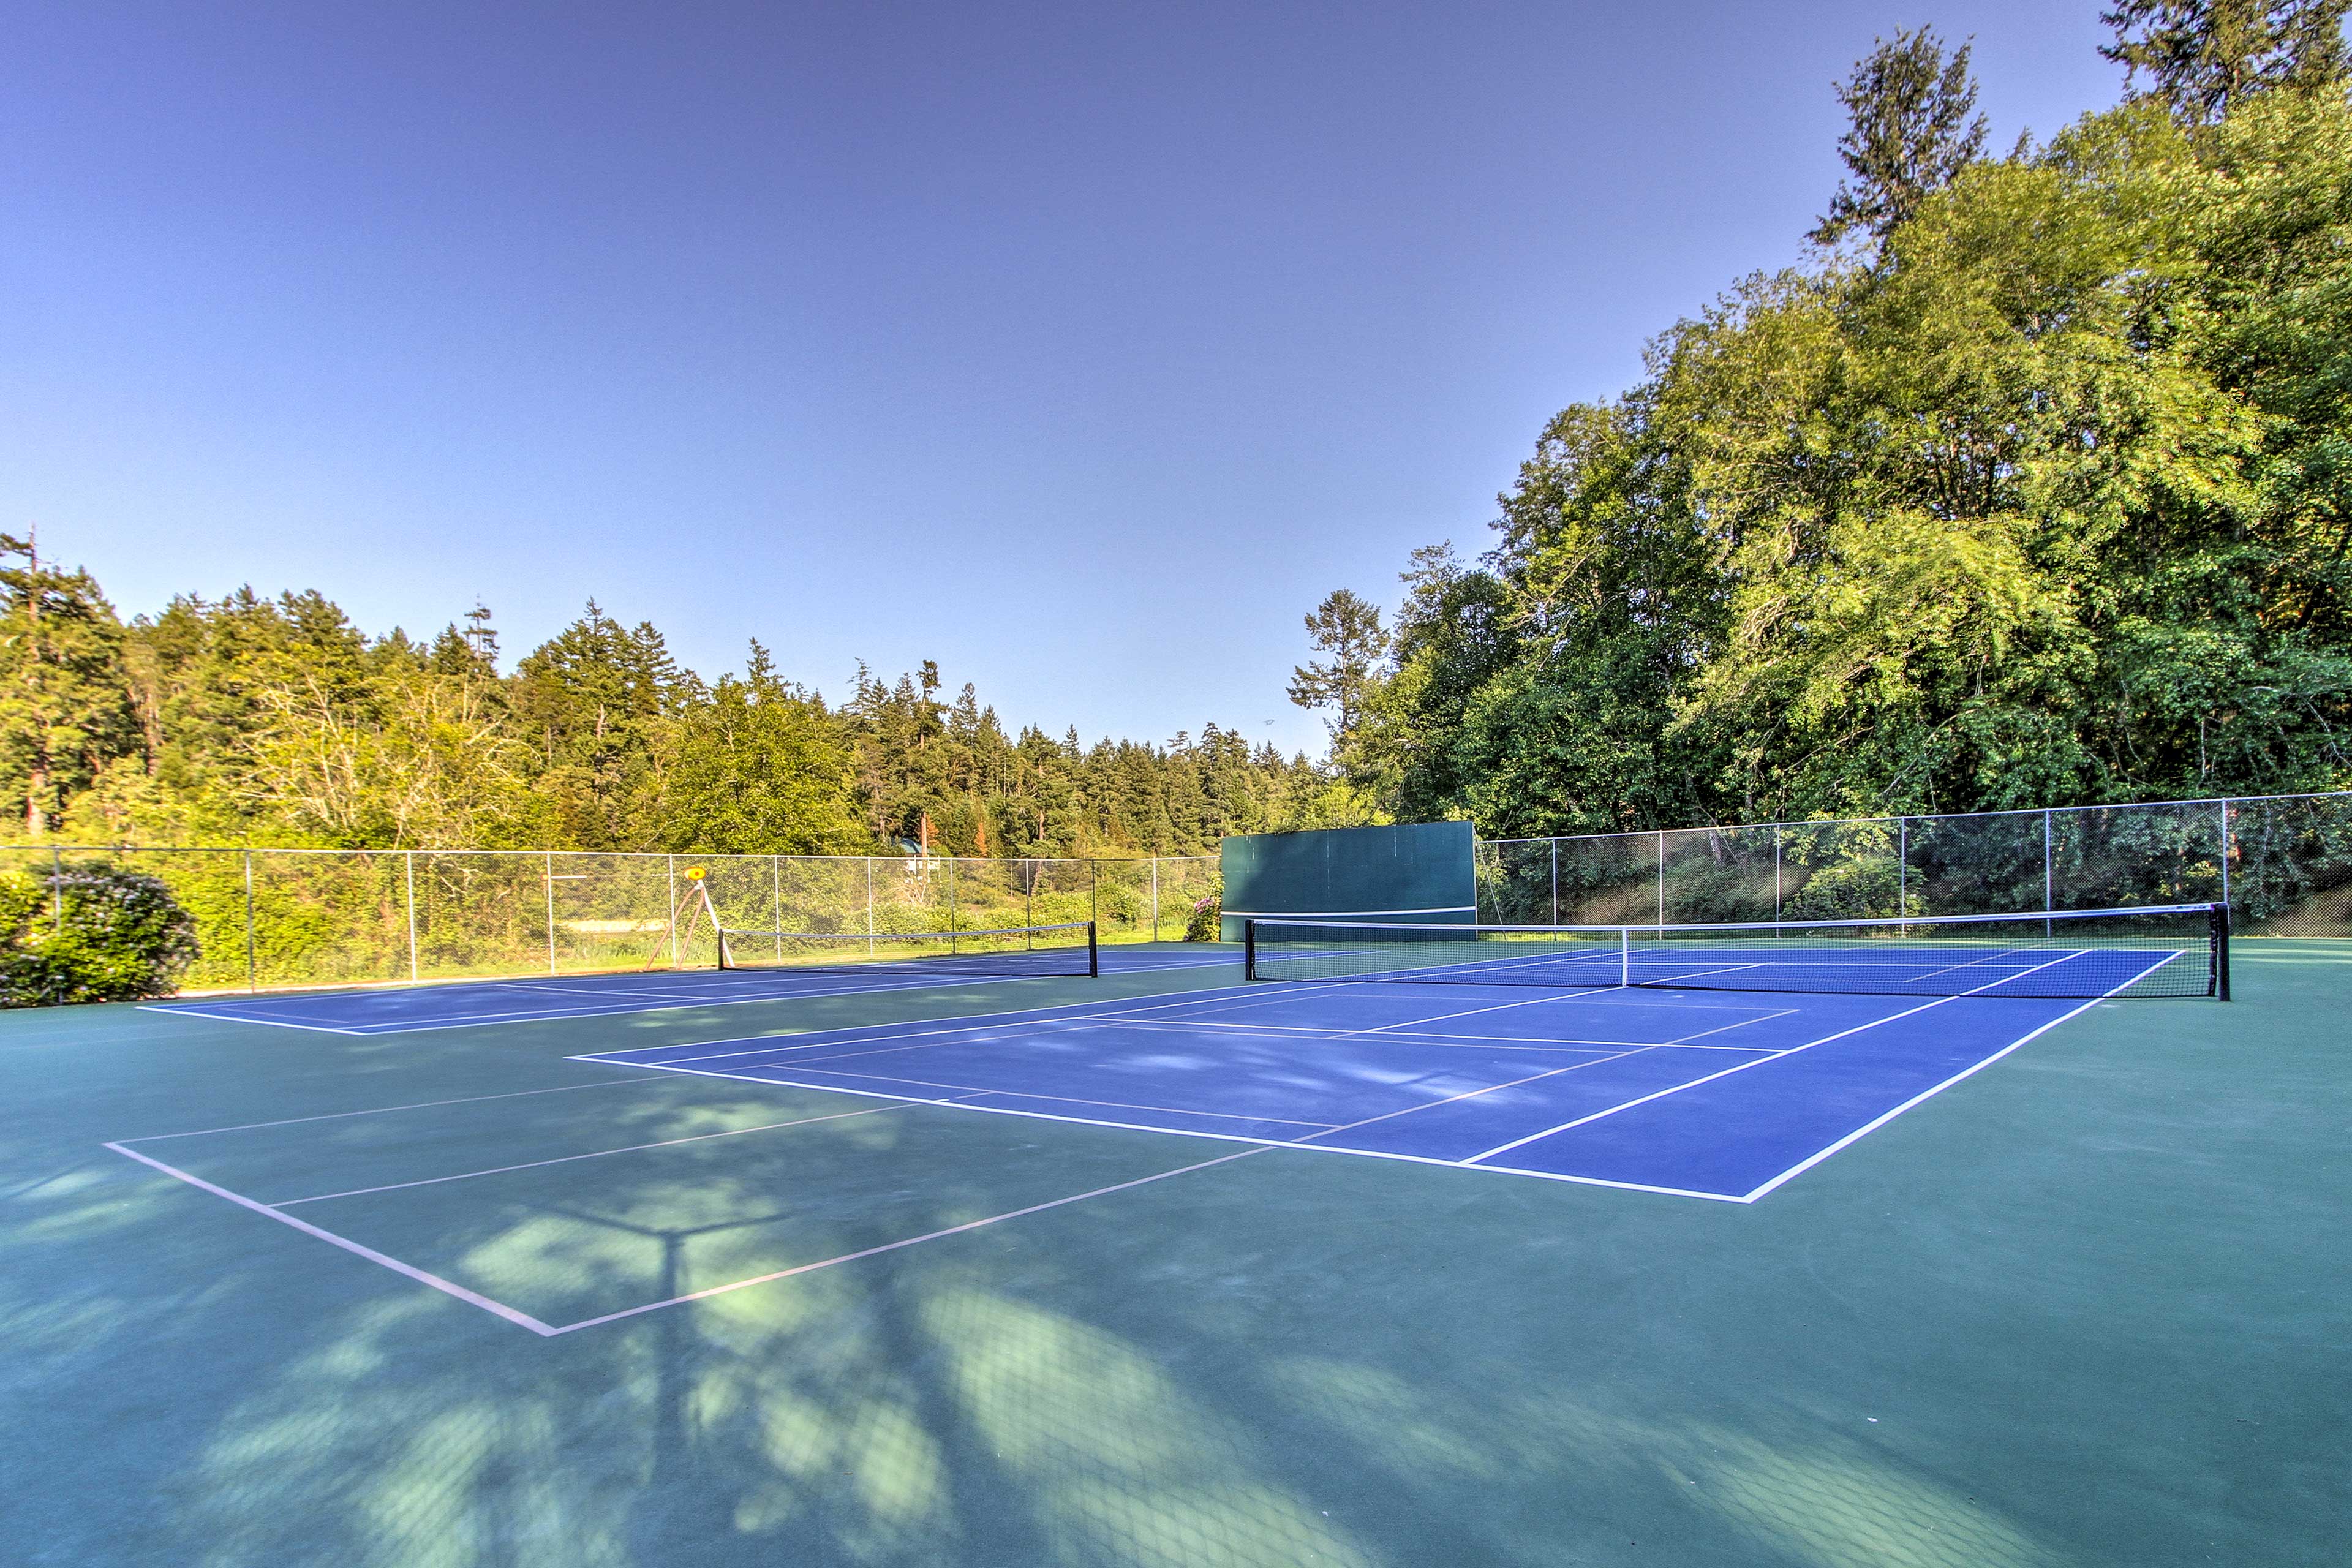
6,1118 -> 2087,1568
21,974 -> 2337,1568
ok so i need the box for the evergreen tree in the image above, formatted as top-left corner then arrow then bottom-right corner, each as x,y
1287,590 -> 1390,756
1812,26 -> 1989,246
0,535 -> 135,837
2103,0 -> 2351,123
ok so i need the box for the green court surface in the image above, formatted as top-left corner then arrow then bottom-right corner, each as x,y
3,941 -> 2343,1566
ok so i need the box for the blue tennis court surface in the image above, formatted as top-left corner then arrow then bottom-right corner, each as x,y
143,946 -> 1240,1034
1250,915 -> 2217,998
575,978 -> 2105,1202
1263,939 -> 2187,994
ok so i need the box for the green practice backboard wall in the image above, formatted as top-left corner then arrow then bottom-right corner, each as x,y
1218,820 -> 1478,941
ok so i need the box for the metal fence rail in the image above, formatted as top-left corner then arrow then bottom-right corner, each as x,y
4,846 -> 1223,995
1474,791 -> 2352,938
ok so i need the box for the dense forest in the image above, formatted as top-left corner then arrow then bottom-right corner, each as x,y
1289,4 -> 2352,837
24,6 -> 2352,859
1,555 -> 1336,856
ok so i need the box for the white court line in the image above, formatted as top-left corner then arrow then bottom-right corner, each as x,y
720,1063 -> 1338,1130
670,985 -> 1631,1077
1101,1017 -> 1673,1051
641,1013 -> 1167,1076
1238,979 -> 1779,1014
103,1142 -> 561,1336
1666,1008 -> 1801,1045
1352,948 -> 1619,984
1907,946 -> 2073,982
730,1010 -> 1623,1077
584,971 -> 1779,1077
1737,951 -> 2179,1201
543,1146 -> 1273,1335
1459,945 -> 2099,1166
276,1101 -> 925,1205
1092,972 -> 1779,1035
1360,986 -> 1615,1033
549,1027 -> 1725,1332
1626,960 -> 1773,986
572,1057 -> 1752,1200
114,983 -> 1751,1343
309,972 -> 989,1033
152,963 -> 1082,1039
589,981 -> 1326,1069
761,1009 -> 1790,1074
112,1071 -> 679,1144
1287,1047 -> 1666,1145
137,1006 -> 365,1035
481,979 -> 774,1001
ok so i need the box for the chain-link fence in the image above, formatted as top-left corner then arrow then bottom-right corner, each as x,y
1476,791 -> 2352,936
40,788 -> 2349,997
17,846 -> 1223,994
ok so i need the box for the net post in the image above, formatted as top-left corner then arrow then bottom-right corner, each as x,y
2211,902 -> 2231,1001
1619,925 -> 1630,989
1087,919 -> 1099,977
1245,919 -> 1258,981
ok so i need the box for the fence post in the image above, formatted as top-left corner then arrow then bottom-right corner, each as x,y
2044,810 -> 2055,934
404,850 -> 419,983
1551,839 -> 1560,927
1655,832 -> 1665,927
243,849 -> 257,993
1090,859 -> 1098,933
50,845 -> 61,932
866,858 -> 875,956
666,855 -> 677,968
772,854 -> 783,960
1898,819 -> 1909,920
545,851 -> 557,974
1151,858 -> 1160,941
2218,801 -> 2232,913
947,856 -> 958,952
1773,827 -> 1783,920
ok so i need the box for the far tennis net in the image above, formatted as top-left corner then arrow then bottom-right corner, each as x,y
1245,905 -> 2226,1000
718,920 -> 1098,979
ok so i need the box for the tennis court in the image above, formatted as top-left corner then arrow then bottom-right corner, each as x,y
146,937 -> 1235,1035
572,981 -> 2122,1204
9,927 -> 2344,1566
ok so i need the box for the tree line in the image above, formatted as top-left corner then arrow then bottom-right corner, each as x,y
2,547 -> 1339,856
1290,3 -> 2352,837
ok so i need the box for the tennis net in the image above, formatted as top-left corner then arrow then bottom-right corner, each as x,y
718,920 -> 1097,979
1245,904 -> 2227,1000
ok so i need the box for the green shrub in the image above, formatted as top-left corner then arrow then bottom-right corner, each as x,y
0,862 -> 202,1006
1183,894 -> 1221,943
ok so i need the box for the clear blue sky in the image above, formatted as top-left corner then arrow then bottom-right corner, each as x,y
4,2 -> 2124,756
